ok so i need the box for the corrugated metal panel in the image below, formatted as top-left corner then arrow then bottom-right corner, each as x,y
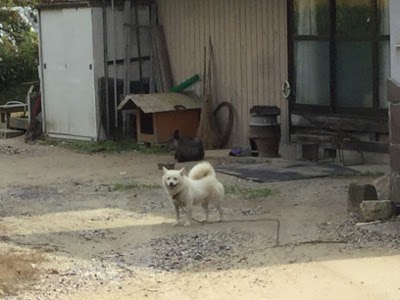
118,92 -> 202,113
157,0 -> 288,147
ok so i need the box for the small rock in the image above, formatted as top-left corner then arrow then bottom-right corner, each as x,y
359,200 -> 396,222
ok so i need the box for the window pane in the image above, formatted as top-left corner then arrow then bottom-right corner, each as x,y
379,41 -> 390,108
294,0 -> 329,35
336,42 -> 373,108
336,0 -> 373,38
295,41 -> 330,105
378,0 -> 389,35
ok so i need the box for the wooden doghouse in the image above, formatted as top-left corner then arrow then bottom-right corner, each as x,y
118,92 -> 202,145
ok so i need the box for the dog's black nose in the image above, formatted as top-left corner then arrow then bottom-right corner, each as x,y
169,182 -> 175,187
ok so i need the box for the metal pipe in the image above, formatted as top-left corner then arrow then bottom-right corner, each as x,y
102,3 -> 110,138
37,10 -> 47,134
111,0 -> 118,128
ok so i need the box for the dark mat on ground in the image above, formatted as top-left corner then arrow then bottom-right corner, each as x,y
215,161 -> 358,182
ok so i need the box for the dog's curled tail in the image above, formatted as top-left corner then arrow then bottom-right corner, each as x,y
188,161 -> 216,180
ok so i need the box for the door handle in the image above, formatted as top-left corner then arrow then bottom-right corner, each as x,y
282,81 -> 291,99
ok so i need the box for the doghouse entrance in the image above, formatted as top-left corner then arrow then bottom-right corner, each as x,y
140,112 -> 154,135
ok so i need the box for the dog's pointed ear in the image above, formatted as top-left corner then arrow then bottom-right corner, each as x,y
163,167 -> 168,175
179,167 -> 185,175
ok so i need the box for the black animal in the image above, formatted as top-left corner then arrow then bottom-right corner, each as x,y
168,130 -> 205,162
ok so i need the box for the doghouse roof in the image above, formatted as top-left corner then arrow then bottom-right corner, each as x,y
118,92 -> 202,114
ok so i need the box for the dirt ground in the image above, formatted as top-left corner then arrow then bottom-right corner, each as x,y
0,136 -> 400,300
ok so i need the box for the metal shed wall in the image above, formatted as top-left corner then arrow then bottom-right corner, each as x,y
157,0 -> 288,146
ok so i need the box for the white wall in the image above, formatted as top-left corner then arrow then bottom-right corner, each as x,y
91,7 -> 106,139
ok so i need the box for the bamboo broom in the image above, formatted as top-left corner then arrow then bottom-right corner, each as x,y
197,36 -> 218,149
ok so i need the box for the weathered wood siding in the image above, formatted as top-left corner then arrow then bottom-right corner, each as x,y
157,0 -> 288,146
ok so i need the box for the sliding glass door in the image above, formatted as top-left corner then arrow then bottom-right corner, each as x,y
289,0 -> 390,115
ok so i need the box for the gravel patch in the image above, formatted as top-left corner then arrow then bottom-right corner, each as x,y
0,145 -> 24,155
318,216 -> 400,249
9,261 -> 127,300
101,229 -> 255,273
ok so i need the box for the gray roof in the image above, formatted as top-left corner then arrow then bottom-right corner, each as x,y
118,92 -> 202,114
36,0 -> 94,9
36,0 -> 154,9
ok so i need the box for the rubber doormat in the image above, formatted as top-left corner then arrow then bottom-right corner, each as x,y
215,161 -> 358,183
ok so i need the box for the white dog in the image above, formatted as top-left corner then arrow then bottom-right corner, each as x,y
162,161 -> 224,226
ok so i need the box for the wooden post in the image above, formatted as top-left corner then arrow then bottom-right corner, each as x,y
133,4 -> 144,93
149,4 -> 157,93
123,0 -> 131,96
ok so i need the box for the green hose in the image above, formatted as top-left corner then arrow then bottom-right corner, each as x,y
169,74 -> 201,92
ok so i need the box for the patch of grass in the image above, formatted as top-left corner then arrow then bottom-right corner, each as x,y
0,250 -> 44,295
112,183 -> 161,191
225,186 -> 277,199
41,139 -> 169,154
331,171 -> 385,179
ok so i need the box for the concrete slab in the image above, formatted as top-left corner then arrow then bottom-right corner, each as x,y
0,128 -> 24,139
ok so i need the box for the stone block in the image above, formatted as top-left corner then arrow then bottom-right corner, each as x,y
373,174 -> 390,200
360,200 -> 396,222
390,104 -> 400,144
348,183 -> 378,213
390,172 -> 400,203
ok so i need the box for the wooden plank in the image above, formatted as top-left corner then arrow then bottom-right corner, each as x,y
239,0 -> 246,143
272,0 -> 279,107
243,0 -> 250,143
279,0 -> 289,142
229,0 -> 238,145
291,113 -> 389,134
151,28 -> 164,92
194,0 -> 201,96
151,26 -> 173,92
133,4 -> 144,92
149,4 -> 157,93
199,0 -> 206,95
123,0 -> 131,96
256,0 -> 263,107
106,56 -> 150,66
265,0 -> 272,107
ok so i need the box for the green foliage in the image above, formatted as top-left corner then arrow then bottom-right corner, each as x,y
293,2 -> 387,38
0,0 -> 39,104
112,183 -> 161,191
